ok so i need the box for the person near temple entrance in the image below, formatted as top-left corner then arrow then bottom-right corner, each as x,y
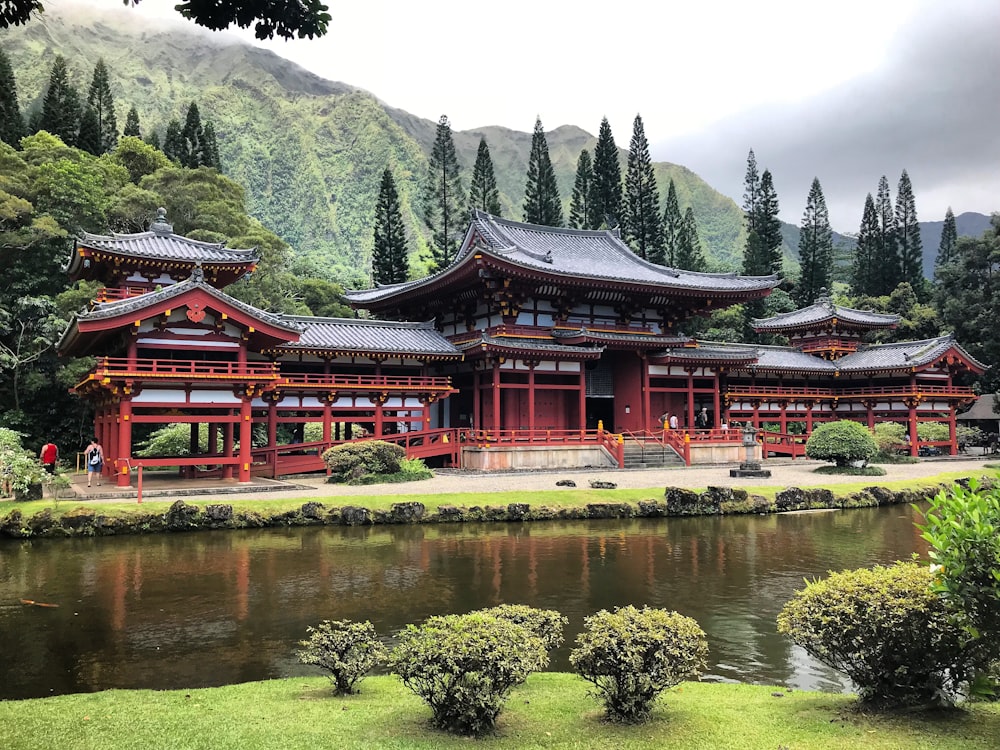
668,413 -> 679,430
39,440 -> 58,474
85,438 -> 104,487
696,407 -> 709,429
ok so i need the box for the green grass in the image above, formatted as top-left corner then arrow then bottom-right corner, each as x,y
4,468 -> 996,521
2,675 -> 998,749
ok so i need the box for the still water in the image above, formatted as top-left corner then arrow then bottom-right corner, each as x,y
0,504 -> 927,700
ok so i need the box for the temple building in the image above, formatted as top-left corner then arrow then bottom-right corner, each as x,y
57,209 -> 984,485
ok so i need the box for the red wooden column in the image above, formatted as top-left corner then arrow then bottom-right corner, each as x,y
267,397 -> 278,449
322,396 -> 332,444
908,372 -> 919,456
527,363 -> 536,433
473,369 -> 482,431
222,420 -> 234,480
805,401 -> 814,434
238,397 -> 252,483
948,404 -> 958,455
641,354 -> 650,431
712,370 -> 721,428
578,367 -> 587,431
116,397 -> 132,488
491,361 -> 501,433
779,401 -> 788,433
686,369 -> 695,429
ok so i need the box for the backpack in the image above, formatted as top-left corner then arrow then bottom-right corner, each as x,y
88,449 -> 101,465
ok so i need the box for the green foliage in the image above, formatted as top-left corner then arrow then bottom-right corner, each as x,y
589,117 -> 622,230
85,58 -> 117,154
805,420 -> 878,466
0,48 -> 26,147
917,422 -> 950,442
297,619 -> 386,695
0,426 -> 45,497
371,167 -> 408,285
936,206 -> 958,268
522,116 -> 562,227
917,479 -> 1000,648
852,193 -> 880,296
569,605 -> 708,724
467,137 -> 501,217
677,206 -> 707,271
123,106 -> 140,138
38,55 -> 80,147
795,177 -> 833,305
321,440 -> 405,480
111,136 -> 170,184
777,561 -> 975,707
872,421 -> 907,455
388,612 -> 548,735
871,175 -> 899,295
662,178 -> 683,266
958,425 -> 986,451
473,604 -> 567,652
568,149 -> 591,229
136,423 -> 209,457
812,464 -> 886,476
622,114 -> 662,261
895,169 -> 923,290
423,114 -> 463,271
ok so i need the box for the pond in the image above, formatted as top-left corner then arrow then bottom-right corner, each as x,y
0,504 -> 928,700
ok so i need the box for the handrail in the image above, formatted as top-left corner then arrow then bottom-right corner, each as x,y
278,373 -> 453,389
725,384 -> 975,399
95,357 -> 279,378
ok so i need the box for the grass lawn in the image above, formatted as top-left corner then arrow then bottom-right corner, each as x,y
6,468 -> 995,520
2,675 -> 998,750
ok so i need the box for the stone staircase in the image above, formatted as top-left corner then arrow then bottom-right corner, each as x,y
621,438 -> 685,469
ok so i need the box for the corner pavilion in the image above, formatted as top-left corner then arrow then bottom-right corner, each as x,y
58,210 -> 984,485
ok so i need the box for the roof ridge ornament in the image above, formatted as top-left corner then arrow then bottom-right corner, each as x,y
191,261 -> 204,283
150,207 -> 173,235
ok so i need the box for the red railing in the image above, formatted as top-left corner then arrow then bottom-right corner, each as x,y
460,428 -> 625,468
796,337 -> 860,354
96,286 -> 152,303
278,373 -> 454,390
93,357 -> 280,379
725,384 -> 975,400
759,431 -> 808,458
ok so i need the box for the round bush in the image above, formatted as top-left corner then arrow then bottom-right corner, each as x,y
322,440 -> 405,479
805,420 -> 878,467
297,619 -> 387,695
777,561 -> 973,707
569,605 -> 708,723
388,612 -> 548,735
472,604 -> 567,652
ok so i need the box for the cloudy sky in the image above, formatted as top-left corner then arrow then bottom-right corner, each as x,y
83,0 -> 1000,231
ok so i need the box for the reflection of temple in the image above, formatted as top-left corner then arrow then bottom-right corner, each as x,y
58,209 -> 982,485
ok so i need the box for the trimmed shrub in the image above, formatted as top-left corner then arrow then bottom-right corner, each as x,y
917,421 -> 951,442
297,619 -> 387,695
322,440 -> 405,479
872,422 -> 907,456
388,612 -> 548,735
569,605 -> 708,723
473,604 -> 568,652
777,562 -> 973,707
805,420 -> 878,467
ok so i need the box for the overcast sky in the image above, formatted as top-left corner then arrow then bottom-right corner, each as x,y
84,0 -> 1000,231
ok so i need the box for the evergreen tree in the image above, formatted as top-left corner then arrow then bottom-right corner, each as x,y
677,206 -> 707,272
936,206 -> 958,270
423,114 -> 463,271
622,114 -> 663,261
742,148 -> 761,234
796,177 -> 833,305
86,58 -> 117,154
147,129 -> 161,150
181,102 -> 204,168
39,55 -> 80,145
851,193 -> 880,296
522,116 -> 562,227
123,106 -> 141,138
162,119 -> 185,163
894,169 -> 922,286
76,105 -> 101,156
372,167 -> 409,285
468,137 -> 501,216
873,175 -> 898,295
589,116 -> 622,229
0,48 -> 26,147
568,149 -> 593,229
743,168 -> 782,276
202,121 -> 220,169
662,178 -> 683,266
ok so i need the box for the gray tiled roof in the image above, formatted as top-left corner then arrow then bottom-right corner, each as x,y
552,328 -> 690,346
652,344 -> 758,363
274,317 -> 461,356
752,347 -> 839,372
455,332 -> 604,357
837,335 -> 986,372
346,211 -> 780,304
753,297 -> 899,331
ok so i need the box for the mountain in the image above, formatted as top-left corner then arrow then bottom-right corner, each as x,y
2,6 -> 748,283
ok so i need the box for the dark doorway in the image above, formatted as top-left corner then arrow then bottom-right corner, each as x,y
586,396 -> 614,430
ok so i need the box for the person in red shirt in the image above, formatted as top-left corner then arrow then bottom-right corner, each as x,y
40,441 -> 58,474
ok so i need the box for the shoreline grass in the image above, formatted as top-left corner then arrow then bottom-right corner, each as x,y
2,675 -> 998,749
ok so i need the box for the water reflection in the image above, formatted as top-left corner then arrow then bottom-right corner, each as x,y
0,505 -> 928,699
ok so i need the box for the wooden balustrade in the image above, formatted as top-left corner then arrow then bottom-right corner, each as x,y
95,357 -> 279,379
725,384 -> 974,399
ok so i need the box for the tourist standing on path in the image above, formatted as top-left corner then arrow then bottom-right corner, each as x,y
40,440 -> 58,474
85,438 -> 104,487
668,413 -> 679,430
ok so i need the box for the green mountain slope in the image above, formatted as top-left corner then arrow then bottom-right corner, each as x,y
3,6 -> 747,283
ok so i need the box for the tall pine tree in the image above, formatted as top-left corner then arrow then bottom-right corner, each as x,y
894,169 -> 922,287
39,55 -> 80,146
468,137 -> 501,216
76,105 -> 101,155
936,206 -> 958,270
851,193 -> 879,296
162,119 -> 185,163
622,114 -> 663,261
743,168 -> 782,276
372,167 -> 409,285
522,116 -> 562,227
677,207 -> 707,272
123,106 -> 141,138
181,102 -> 204,168
742,148 -> 761,234
202,121 -> 220,169
423,114 -> 463,271
662,178 -> 683,266
589,117 -> 622,229
0,48 -> 26,147
86,58 -> 117,153
796,177 -> 833,305
568,149 -> 593,229
873,175 -> 898,295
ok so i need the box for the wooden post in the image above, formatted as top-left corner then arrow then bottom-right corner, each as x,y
238,397 -> 252,483
116,397 -> 132,488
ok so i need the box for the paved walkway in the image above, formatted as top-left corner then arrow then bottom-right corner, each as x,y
62,455 -> 998,505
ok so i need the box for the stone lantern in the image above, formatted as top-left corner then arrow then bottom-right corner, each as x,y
730,423 -> 771,478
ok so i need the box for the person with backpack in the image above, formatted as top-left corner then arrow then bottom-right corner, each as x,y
84,438 -> 104,487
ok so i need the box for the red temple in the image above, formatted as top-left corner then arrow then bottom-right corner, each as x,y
58,210 -> 983,486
